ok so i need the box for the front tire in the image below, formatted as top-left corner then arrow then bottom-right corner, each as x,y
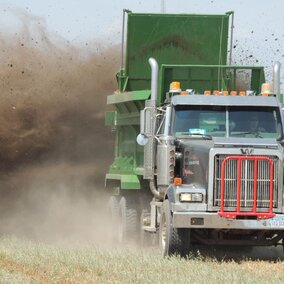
159,199 -> 190,256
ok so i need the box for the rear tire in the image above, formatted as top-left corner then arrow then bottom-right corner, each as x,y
159,199 -> 190,256
118,196 -> 138,243
107,196 -> 120,241
108,196 -> 119,222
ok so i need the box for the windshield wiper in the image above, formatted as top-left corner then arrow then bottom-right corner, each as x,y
232,131 -> 263,138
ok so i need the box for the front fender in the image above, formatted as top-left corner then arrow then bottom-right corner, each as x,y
164,184 -> 177,203
164,183 -> 207,212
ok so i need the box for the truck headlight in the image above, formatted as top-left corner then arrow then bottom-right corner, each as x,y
180,193 -> 203,202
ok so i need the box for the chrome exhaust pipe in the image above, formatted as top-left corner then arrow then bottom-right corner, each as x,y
148,58 -> 158,104
273,61 -> 281,98
150,179 -> 162,199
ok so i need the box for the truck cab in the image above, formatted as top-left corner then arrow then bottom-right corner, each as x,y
139,59 -> 284,256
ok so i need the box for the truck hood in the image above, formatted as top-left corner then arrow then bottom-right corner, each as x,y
213,137 -> 280,149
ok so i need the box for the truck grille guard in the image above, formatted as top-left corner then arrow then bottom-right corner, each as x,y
216,155 -> 276,219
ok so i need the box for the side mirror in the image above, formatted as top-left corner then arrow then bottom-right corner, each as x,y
137,108 -> 153,146
137,100 -> 156,146
140,107 -> 155,136
140,109 -> 146,136
277,122 -> 284,141
136,133 -> 149,146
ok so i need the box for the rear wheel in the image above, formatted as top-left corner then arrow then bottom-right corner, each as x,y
108,196 -> 119,222
107,196 -> 120,241
118,196 -> 138,243
159,199 -> 190,256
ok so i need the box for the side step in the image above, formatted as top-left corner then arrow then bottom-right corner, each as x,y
142,200 -> 162,232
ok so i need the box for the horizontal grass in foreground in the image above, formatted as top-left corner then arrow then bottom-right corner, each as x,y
0,237 -> 284,283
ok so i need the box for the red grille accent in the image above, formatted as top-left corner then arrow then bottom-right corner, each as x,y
218,156 -> 275,219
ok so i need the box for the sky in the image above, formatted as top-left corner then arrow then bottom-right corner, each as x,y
0,0 -> 284,83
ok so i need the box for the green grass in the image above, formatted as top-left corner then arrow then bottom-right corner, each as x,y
0,236 -> 284,283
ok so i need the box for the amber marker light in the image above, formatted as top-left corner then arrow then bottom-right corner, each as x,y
222,90 -> 228,96
239,91 -> 246,96
213,90 -> 219,95
204,90 -> 211,95
261,83 -> 273,96
169,81 -> 181,92
174,178 -> 182,186
230,91 -> 237,96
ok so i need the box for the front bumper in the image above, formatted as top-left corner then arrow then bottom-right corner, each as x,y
173,212 -> 284,230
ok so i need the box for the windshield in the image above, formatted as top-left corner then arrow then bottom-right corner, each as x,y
173,105 -> 282,139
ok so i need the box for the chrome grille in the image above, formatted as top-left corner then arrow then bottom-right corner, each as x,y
214,155 -> 278,209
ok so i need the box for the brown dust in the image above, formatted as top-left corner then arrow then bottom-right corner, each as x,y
0,11 -> 119,244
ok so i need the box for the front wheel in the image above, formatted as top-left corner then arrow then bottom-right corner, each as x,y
159,199 -> 190,257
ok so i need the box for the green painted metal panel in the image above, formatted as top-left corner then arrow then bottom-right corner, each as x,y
116,113 -> 140,126
105,111 -> 116,126
121,174 -> 140,190
123,12 -> 230,92
158,65 -> 265,104
107,90 -> 150,105
105,173 -> 140,190
105,173 -> 121,181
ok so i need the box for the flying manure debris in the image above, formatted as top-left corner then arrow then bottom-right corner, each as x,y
0,11 -> 119,178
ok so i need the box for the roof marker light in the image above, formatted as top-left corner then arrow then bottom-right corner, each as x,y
204,90 -> 211,95
169,81 -> 181,93
261,83 -> 273,96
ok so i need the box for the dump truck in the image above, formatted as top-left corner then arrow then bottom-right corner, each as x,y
105,10 -> 284,256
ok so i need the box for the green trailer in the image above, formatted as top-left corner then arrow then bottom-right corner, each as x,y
105,10 -> 284,257
106,10 -> 232,189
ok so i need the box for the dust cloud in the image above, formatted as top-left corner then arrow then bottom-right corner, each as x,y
0,10 -> 119,243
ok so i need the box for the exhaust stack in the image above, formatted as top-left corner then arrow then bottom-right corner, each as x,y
273,61 -> 281,99
148,58 -> 158,104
